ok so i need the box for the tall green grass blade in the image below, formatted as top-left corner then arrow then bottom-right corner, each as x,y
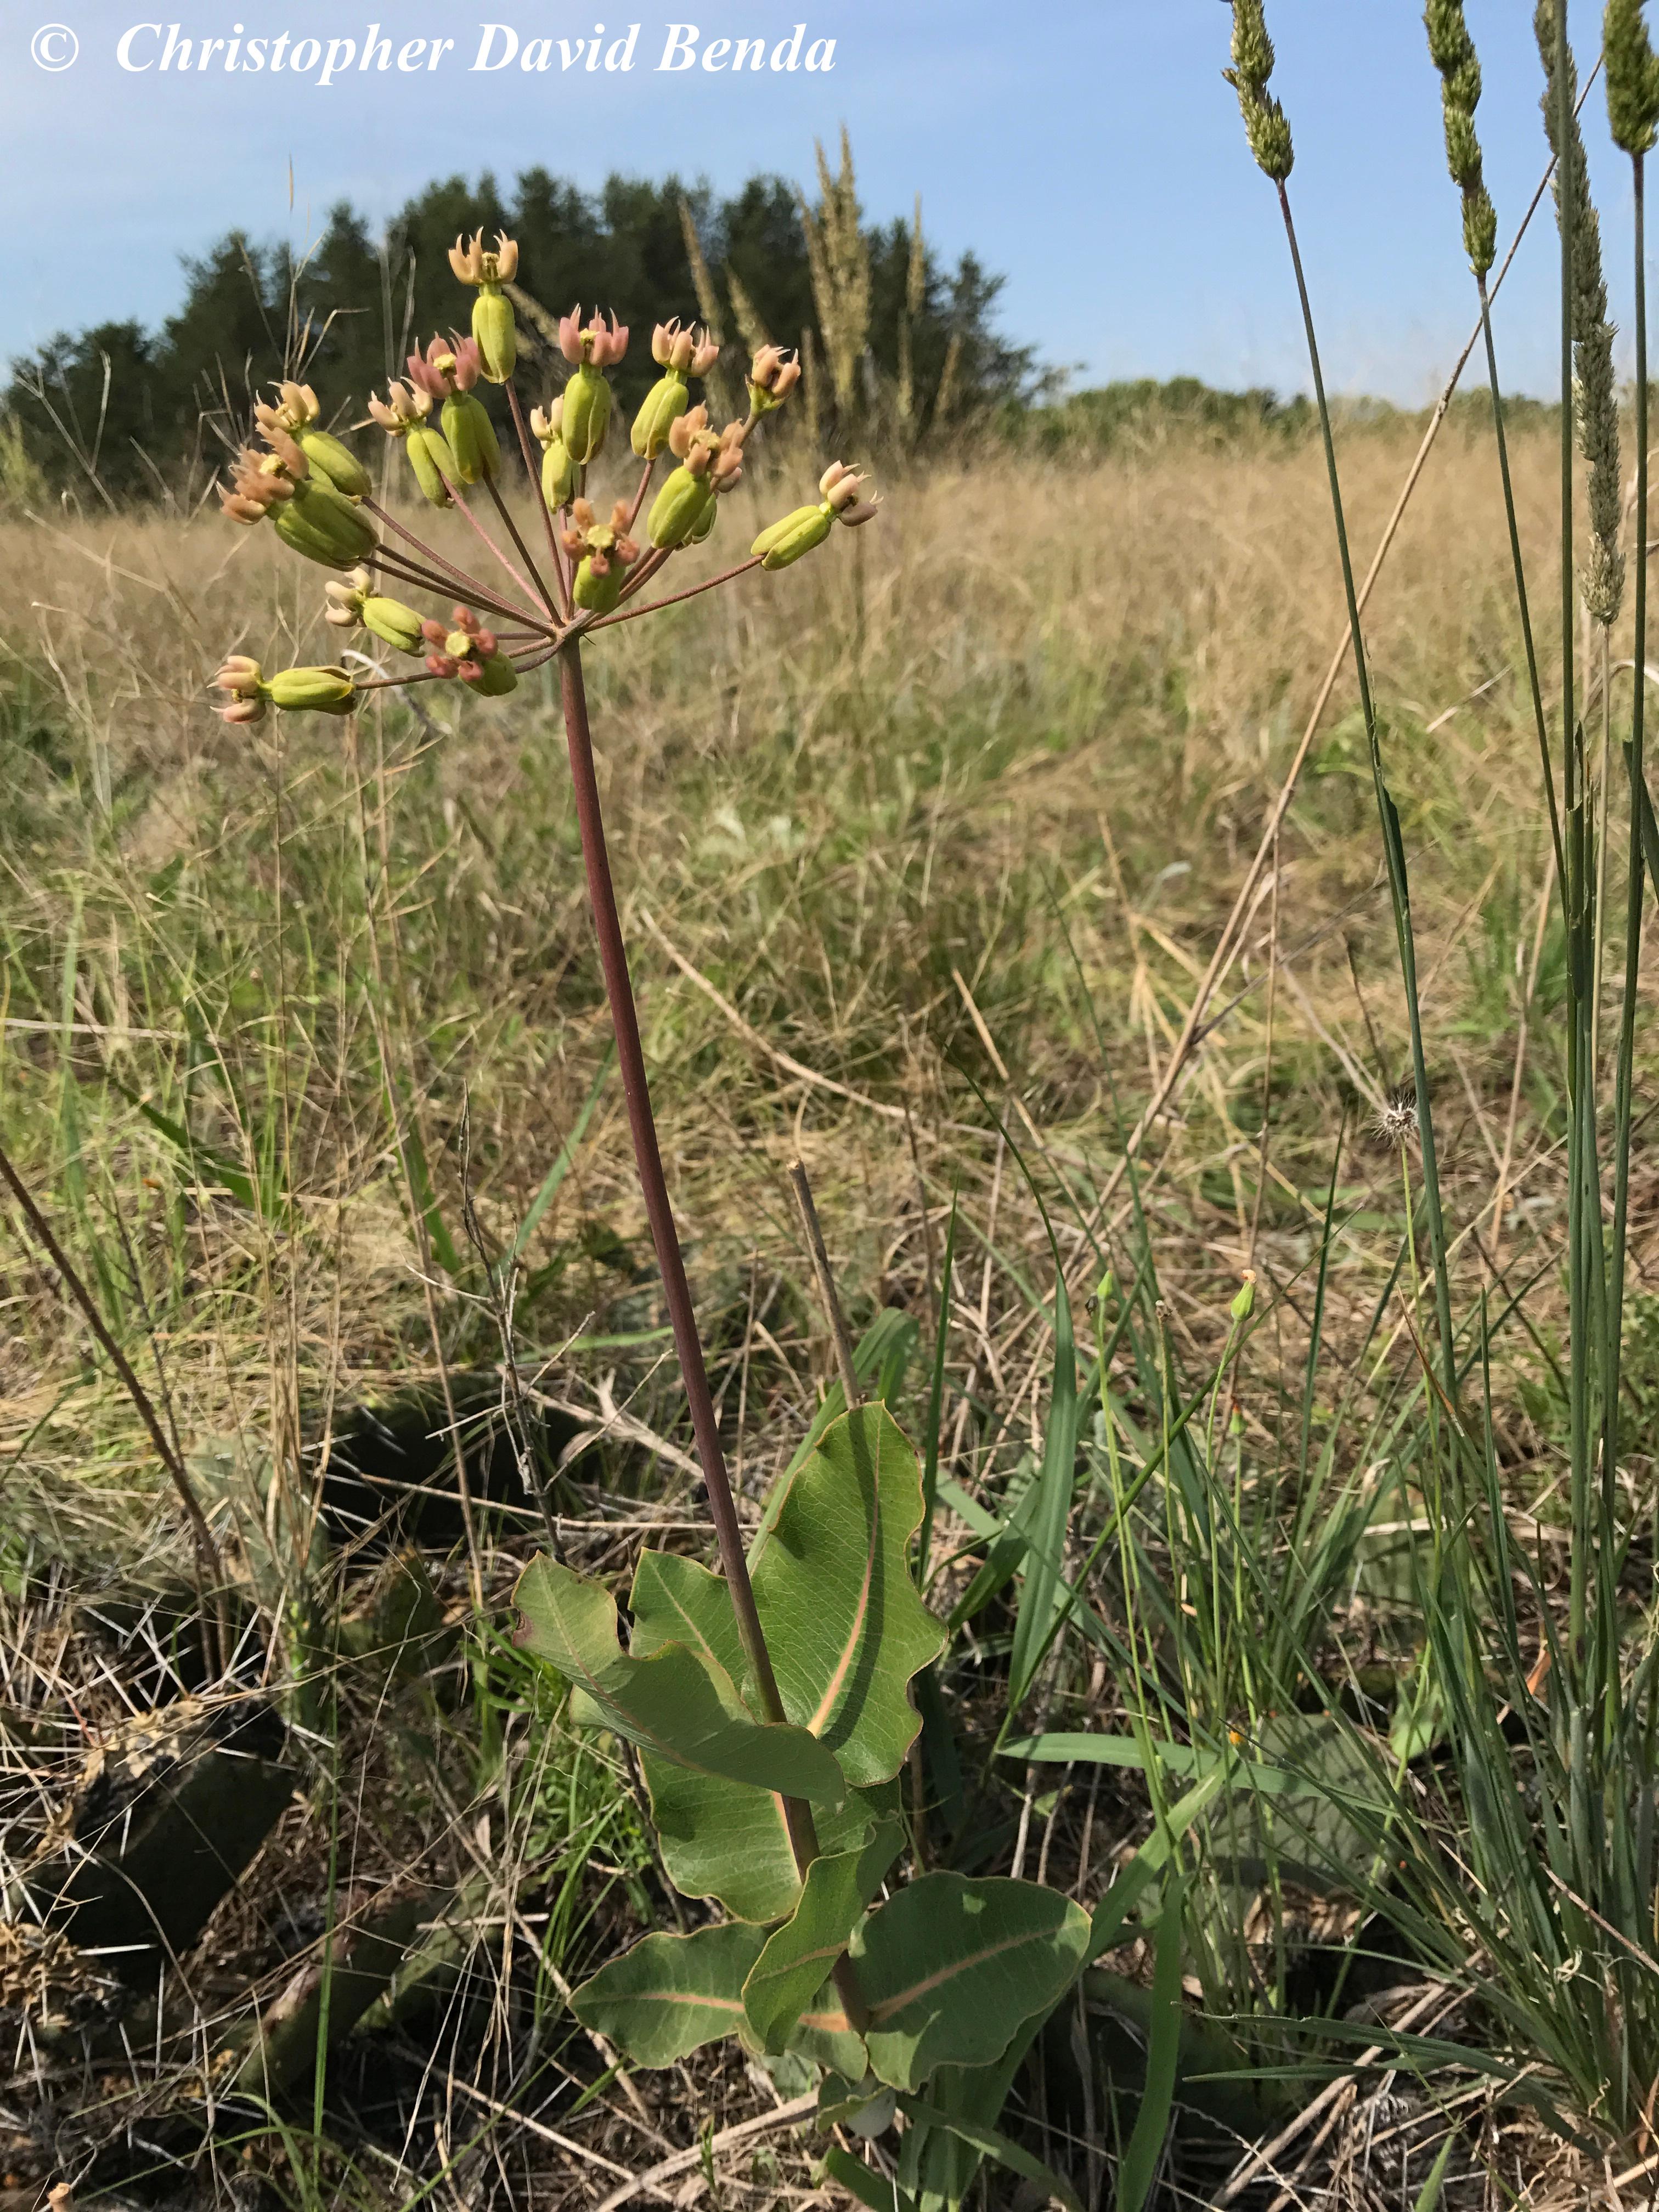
1008,1270 -> 1078,1711
1114,1874 -> 1185,2212
917,1193 -> 958,1579
897,2095 -> 1084,2212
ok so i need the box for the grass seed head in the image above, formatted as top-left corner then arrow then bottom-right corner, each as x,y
1606,0 -> 1659,155
1537,0 -> 1626,627
1424,3 -> 1497,273
1225,0 -> 1295,182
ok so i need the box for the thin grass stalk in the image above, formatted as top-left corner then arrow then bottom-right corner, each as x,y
1553,0 -> 1603,1677
1477,277 -> 1567,895
1607,151 -> 1647,1521
1272,182 -> 1457,1396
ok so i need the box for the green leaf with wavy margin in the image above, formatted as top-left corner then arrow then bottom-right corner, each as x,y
742,1820 -> 904,2052
852,1873 -> 1091,2092
619,1553 -> 891,1916
751,1404 -> 945,1787
512,1556 -> 843,1803
571,1921 -> 766,2067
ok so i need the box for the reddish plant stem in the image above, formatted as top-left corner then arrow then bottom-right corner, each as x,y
554,642 -> 860,2005
591,557 -> 763,631
483,469 -> 558,618
363,496 -> 535,614
437,472 -> 540,604
626,456 -> 656,533
352,667 -> 455,691
617,544 -> 673,605
369,546 -> 553,637
505,380 -> 573,616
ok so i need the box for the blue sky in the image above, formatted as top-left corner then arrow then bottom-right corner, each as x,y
0,1 -> 1641,402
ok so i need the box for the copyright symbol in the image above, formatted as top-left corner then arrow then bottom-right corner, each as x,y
32,23 -> 78,69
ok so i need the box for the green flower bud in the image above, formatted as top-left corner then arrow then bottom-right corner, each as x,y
646,462 -> 715,550
272,477 -> 377,568
751,503 -> 833,571
470,652 -> 519,698
561,364 -> 612,465
685,492 -> 720,546
405,426 -> 459,508
441,391 -> 501,484
573,554 -> 626,614
297,427 -> 371,499
267,664 -> 358,715
362,596 -> 427,654
1230,1271 -> 1257,1323
472,289 -> 517,383
541,435 -> 576,510
271,501 -> 347,568
631,371 -> 690,460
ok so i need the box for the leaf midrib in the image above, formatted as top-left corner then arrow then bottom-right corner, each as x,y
867,1925 -> 1053,2023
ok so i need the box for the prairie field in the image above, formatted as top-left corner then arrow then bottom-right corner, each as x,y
1,404 -> 1654,2211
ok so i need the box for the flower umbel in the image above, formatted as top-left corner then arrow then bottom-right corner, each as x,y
407,337 -> 500,483
449,232 -> 521,381
212,655 -> 356,721
562,497 -> 641,613
631,320 -> 719,460
751,461 -> 879,570
368,379 -> 460,507
558,309 -> 631,466
747,344 -> 802,418
255,379 -> 371,497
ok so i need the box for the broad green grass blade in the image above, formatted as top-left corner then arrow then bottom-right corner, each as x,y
822,2146 -> 920,2212
899,2094 -> 1084,2212
917,1193 -> 959,1578
1115,1874 -> 1186,2212
1008,1270 -> 1078,1709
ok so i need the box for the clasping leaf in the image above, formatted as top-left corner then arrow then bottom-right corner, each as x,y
514,1555 -> 844,1804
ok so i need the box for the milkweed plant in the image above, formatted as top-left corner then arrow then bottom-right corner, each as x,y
210,232 -> 1101,2203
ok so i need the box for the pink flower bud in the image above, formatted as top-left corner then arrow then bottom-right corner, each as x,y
448,231 -> 516,287
560,307 -> 629,368
426,651 -> 459,678
421,618 -> 449,645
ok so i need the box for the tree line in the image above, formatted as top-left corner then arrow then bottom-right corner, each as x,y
3,146 -> 1037,506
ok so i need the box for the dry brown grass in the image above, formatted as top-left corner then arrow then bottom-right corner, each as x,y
1,416 -> 1649,2207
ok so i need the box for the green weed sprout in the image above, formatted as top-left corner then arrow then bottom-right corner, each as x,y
209,232 -> 1099,2171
